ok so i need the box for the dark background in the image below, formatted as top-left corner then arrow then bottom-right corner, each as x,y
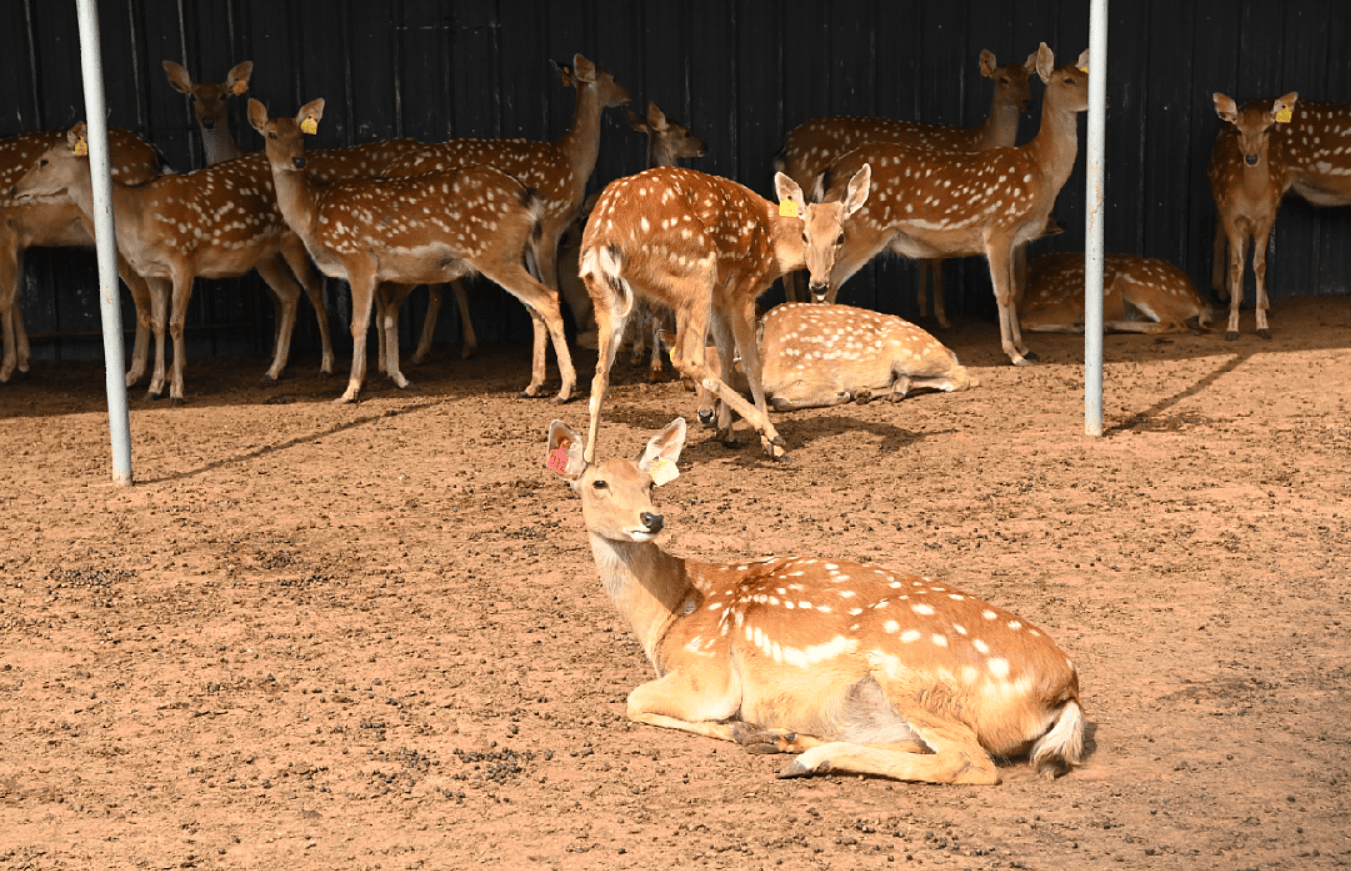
5,0 -> 1349,367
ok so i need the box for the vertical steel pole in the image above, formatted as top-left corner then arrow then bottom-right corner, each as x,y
74,0 -> 134,485
1085,0 -> 1108,437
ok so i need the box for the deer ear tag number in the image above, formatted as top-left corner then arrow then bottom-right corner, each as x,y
1276,107 -> 1293,124
648,458 -> 679,486
778,199 -> 799,218
548,446 -> 571,475
300,117 -> 319,135
74,138 -> 89,157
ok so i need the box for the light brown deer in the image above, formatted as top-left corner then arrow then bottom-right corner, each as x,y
577,164 -> 870,462
619,102 -> 708,381
12,127 -> 336,403
691,303 -> 976,420
776,49 -> 1038,321
382,54 -> 631,363
805,44 -> 1089,366
249,98 -> 577,404
547,417 -> 1085,783
163,60 -> 254,165
1,127 -> 166,384
1208,93 -> 1297,340
1019,252 -> 1214,333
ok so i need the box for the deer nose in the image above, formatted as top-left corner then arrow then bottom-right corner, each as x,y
1245,154 -> 1259,166
201,117 -> 216,130
808,282 -> 830,302
697,409 -> 715,426
640,512 -> 664,533
292,156 -> 307,170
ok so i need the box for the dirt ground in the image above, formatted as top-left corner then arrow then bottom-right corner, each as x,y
1,294 -> 1348,871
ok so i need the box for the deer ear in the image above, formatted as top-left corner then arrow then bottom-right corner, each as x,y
1075,49 -> 1090,73
625,107 -> 648,133
638,419 -> 686,484
1276,92 -> 1300,114
1213,93 -> 1238,124
297,98 -> 325,134
774,172 -> 806,217
571,54 -> 598,84
842,164 -> 871,218
979,49 -> 997,78
1035,43 -> 1055,83
547,421 -> 587,482
67,123 -> 88,152
163,60 -> 193,94
647,102 -> 668,130
226,61 -> 254,95
247,98 -> 269,133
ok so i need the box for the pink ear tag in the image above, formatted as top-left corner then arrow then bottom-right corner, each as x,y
548,447 -> 570,475
649,458 -> 679,487
300,117 -> 319,135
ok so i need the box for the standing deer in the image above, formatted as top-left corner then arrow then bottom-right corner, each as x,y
546,417 -> 1085,783
776,49 -> 1038,323
1,127 -> 166,384
577,164 -> 869,462
11,128 -> 336,404
382,54 -> 631,364
806,44 -> 1089,366
163,60 -> 254,165
1019,252 -> 1214,333
1208,93 -> 1297,340
248,98 -> 577,404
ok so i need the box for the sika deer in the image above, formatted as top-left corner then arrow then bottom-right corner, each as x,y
1208,93 -> 1296,340
163,60 -> 254,165
547,417 -> 1085,783
249,98 -> 577,403
1,127 -> 166,384
577,164 -> 870,462
809,43 -> 1089,366
777,49 -> 1037,321
1019,252 -> 1214,333
11,127 -> 332,403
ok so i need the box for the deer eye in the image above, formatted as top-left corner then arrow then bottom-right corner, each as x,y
591,479 -> 608,491
836,232 -> 845,246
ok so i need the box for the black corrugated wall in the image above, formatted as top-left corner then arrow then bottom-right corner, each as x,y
4,0 -> 1349,366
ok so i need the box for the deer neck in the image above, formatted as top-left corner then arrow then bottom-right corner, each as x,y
588,532 -> 698,669
1023,94 -> 1081,195
767,206 -> 807,279
556,82 -> 606,198
976,94 -> 1022,150
265,157 -> 321,241
200,123 -> 243,166
1240,144 -> 1280,200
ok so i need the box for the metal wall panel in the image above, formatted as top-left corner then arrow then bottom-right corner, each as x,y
4,0 -> 1349,369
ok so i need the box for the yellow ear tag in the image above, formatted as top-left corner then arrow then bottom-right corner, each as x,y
778,199 -> 800,218
300,117 -> 319,135
1078,66 -> 1089,74
648,457 -> 679,487
74,138 -> 89,157
1276,107 -> 1293,124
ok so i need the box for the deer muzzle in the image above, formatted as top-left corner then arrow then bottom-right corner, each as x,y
292,156 -> 307,170
639,512 -> 664,534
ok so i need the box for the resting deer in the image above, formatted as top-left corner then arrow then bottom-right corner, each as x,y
1,127 -> 166,384
249,98 -> 577,404
1019,253 -> 1214,334
577,164 -> 870,462
1208,93 -> 1296,340
11,127 -> 332,403
777,48 -> 1038,322
808,43 -> 1089,366
547,417 -> 1085,783
692,303 -> 976,420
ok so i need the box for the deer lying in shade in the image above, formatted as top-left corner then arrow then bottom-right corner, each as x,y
1018,253 -> 1214,334
546,417 -> 1085,783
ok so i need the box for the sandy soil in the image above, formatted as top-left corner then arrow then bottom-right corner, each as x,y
1,295 -> 1348,870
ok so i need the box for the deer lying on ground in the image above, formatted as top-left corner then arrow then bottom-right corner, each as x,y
249,98 -> 577,404
1,126 -> 166,384
576,163 -> 870,462
809,44 -> 1089,366
777,49 -> 1038,322
1208,93 -> 1297,340
11,127 -> 331,403
547,417 -> 1085,783
1019,252 -> 1214,333
691,302 -> 976,421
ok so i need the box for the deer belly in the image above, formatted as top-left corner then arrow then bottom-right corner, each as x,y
372,244 -> 472,284
739,673 -> 924,747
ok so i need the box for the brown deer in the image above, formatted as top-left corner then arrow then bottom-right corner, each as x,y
1208,93 -> 1297,340
691,303 -> 976,420
11,128 -> 337,404
163,60 -> 254,165
381,54 -> 631,364
546,417 -> 1085,783
576,164 -> 870,462
807,43 -> 1089,366
1,127 -> 166,384
248,98 -> 577,404
776,49 -> 1038,322
1019,252 -> 1214,334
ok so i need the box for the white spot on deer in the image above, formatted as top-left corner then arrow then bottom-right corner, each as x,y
931,634 -> 948,647
973,639 -> 990,654
988,657 -> 1010,678
983,610 -> 998,620
911,603 -> 935,616
884,620 -> 900,634
1008,621 -> 1022,631
900,629 -> 921,643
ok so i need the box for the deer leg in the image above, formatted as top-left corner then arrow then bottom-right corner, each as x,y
145,277 -> 171,400
1225,230 -> 1248,341
253,255 -> 304,382
166,270 -> 197,406
582,283 -> 627,465
931,258 -> 949,328
479,263 -> 577,403
410,283 -> 442,365
0,242 -> 20,383
338,271 -> 379,403
986,243 -> 1034,365
782,269 -> 807,304
1211,212 -> 1230,301
1252,220 -> 1274,340
376,282 -> 415,388
118,261 -> 154,387
279,234 -> 334,374
451,279 -> 477,358
625,669 -> 742,744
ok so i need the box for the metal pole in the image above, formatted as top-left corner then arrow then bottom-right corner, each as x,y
1085,0 -> 1108,437
74,0 -> 134,485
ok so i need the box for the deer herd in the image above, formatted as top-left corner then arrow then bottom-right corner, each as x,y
2,39 -> 1346,783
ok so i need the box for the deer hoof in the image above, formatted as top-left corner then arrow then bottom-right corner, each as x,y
1022,350 -> 1039,362
516,389 -> 546,399
1257,328 -> 1272,340
1225,331 -> 1240,342
778,757 -> 831,779
147,389 -> 164,401
170,397 -> 185,407
261,373 -> 279,384
553,393 -> 574,405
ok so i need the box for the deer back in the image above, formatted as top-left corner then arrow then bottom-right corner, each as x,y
1274,98 -> 1351,206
